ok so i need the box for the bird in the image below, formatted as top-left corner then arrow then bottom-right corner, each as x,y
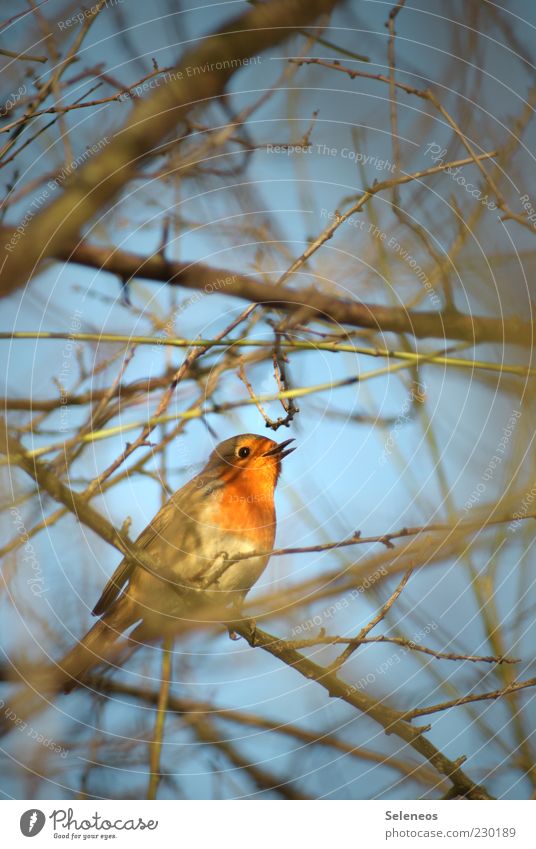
1,433 -> 294,732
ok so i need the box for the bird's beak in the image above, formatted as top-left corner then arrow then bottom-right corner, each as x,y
263,437 -> 296,460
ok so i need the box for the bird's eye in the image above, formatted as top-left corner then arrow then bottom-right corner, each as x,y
238,446 -> 250,459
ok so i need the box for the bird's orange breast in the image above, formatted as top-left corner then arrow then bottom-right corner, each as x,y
214,470 -> 276,550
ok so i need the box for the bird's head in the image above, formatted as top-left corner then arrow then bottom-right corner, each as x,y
204,433 -> 295,489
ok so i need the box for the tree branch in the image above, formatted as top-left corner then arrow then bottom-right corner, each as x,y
231,619 -> 493,799
40,241 -> 535,345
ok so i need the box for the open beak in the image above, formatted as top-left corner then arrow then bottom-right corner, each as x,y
263,437 -> 296,460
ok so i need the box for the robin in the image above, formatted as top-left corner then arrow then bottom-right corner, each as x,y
1,433 -> 295,722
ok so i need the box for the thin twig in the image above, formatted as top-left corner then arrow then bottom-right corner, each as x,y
221,513 -> 536,562
0,47 -> 47,63
402,678 -> 536,720
329,569 -> 413,671
238,360 -> 275,426
284,633 -> 518,664
386,0 -> 407,196
147,637 -> 173,800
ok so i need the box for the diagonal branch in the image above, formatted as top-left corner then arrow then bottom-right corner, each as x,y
231,619 -> 493,799
328,569 -> 413,671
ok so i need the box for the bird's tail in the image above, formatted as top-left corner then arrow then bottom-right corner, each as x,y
0,601 -> 134,739
57,607 -> 131,693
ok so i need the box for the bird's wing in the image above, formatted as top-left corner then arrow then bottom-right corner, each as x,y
91,558 -> 135,617
92,477 -> 212,617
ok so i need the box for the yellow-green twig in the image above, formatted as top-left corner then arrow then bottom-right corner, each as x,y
1,332 -> 534,377
1,375 -> 360,460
